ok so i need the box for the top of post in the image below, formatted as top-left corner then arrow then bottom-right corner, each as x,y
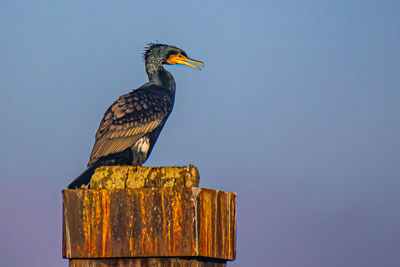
89,165 -> 200,189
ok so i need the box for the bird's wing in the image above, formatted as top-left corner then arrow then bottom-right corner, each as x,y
88,87 -> 173,165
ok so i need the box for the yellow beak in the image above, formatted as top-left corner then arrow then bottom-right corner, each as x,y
167,54 -> 204,70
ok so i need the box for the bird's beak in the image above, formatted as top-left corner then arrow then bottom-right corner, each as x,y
167,54 -> 204,71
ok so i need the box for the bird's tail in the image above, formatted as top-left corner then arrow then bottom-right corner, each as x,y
67,165 -> 96,189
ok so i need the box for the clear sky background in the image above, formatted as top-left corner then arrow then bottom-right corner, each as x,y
1,1 -> 399,266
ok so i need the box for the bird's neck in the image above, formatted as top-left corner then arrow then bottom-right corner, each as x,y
145,62 -> 176,95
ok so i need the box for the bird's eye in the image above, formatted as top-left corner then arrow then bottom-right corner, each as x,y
178,54 -> 182,58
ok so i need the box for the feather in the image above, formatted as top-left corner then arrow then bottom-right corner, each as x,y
87,86 -> 173,166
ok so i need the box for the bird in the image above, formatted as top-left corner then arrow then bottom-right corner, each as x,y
67,43 -> 203,189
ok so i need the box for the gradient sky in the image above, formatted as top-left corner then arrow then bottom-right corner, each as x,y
1,1 -> 399,266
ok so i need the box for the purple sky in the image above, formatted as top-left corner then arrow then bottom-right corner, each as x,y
1,1 -> 399,266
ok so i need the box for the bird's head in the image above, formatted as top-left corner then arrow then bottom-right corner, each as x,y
143,43 -> 204,71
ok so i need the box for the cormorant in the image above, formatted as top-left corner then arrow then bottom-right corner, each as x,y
68,43 -> 203,189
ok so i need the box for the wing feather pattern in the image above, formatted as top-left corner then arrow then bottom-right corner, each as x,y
88,87 -> 173,165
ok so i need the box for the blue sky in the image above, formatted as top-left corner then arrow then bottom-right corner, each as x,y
1,1 -> 399,266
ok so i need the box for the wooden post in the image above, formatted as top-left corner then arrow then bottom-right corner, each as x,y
63,166 -> 236,266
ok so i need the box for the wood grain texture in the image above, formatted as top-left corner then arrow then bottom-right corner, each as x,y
63,188 -> 236,260
90,165 -> 200,189
69,258 -> 226,267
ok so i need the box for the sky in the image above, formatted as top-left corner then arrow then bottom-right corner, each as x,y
0,1 -> 399,266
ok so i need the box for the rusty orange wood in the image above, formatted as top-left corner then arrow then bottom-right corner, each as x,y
62,188 -> 236,260
69,258 -> 227,267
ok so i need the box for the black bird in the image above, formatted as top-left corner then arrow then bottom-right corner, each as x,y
68,43 -> 203,189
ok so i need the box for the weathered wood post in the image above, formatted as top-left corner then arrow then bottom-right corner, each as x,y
63,165 -> 236,266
